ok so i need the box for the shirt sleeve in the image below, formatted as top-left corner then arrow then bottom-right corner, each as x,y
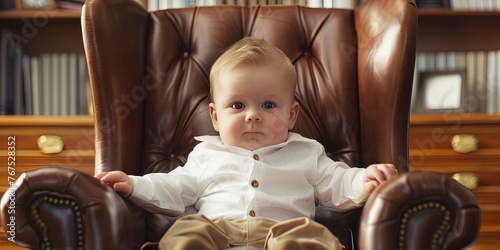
126,151 -> 204,216
313,144 -> 369,211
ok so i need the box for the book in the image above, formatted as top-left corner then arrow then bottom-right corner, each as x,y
42,53 -> 51,115
446,52 -> 456,70
31,56 -> 41,116
1,0 -> 15,9
170,0 -> 185,8
475,51 -> 488,113
60,53 -> 69,115
425,52 -> 436,71
0,29 -> 9,115
148,0 -> 159,11
77,53 -> 88,114
159,0 -> 169,9
487,50 -> 496,114
307,0 -> 323,7
323,0 -> 333,7
51,53 -> 61,115
455,51 -> 467,70
204,0 -> 217,5
496,51 -> 500,113
23,55 -> 33,115
492,0 -> 499,10
13,39 -> 24,115
465,51 -> 476,113
435,52 -> 447,70
415,0 -> 443,8
5,30 -> 16,115
410,52 -> 427,113
68,53 -> 78,115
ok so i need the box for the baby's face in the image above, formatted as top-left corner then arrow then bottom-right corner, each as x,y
209,64 -> 299,151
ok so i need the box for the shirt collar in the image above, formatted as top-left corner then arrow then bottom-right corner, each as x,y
194,132 -> 314,153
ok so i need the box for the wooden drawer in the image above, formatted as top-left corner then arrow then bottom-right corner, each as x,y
409,114 -> 500,249
409,119 -> 500,165
409,114 -> 500,183
0,116 -> 95,196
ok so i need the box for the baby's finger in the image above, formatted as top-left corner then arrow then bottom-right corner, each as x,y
369,168 -> 386,184
365,181 -> 378,193
94,172 -> 108,180
376,164 -> 397,180
100,171 -> 126,183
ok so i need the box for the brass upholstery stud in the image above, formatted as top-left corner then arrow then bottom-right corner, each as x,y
30,195 -> 84,249
399,201 -> 451,250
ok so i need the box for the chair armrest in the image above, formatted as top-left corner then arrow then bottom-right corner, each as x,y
359,171 -> 481,250
0,166 -> 136,249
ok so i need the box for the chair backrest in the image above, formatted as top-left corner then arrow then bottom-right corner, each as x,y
82,0 -> 417,247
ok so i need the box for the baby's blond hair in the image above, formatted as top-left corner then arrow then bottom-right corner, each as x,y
209,37 -> 297,101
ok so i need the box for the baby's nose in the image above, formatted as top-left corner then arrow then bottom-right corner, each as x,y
245,109 -> 261,122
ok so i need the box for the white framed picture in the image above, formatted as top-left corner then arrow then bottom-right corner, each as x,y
416,70 -> 467,113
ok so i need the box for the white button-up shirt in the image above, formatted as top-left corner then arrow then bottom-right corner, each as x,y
128,132 -> 368,221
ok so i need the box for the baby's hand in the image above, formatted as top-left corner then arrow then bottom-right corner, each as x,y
363,164 -> 398,193
95,171 -> 133,197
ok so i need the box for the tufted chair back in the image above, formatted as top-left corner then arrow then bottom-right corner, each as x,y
82,0 -> 417,248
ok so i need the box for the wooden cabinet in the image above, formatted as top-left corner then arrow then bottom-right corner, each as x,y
0,7 -> 95,249
409,114 -> 500,248
0,116 -> 94,249
0,116 -> 95,194
413,8 -> 500,250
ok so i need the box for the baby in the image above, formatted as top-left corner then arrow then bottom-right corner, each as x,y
96,37 -> 397,250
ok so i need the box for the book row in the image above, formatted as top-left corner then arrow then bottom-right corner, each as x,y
411,51 -> 500,114
450,0 -> 500,11
0,0 -> 85,10
146,0 -> 354,10
0,29 -> 91,116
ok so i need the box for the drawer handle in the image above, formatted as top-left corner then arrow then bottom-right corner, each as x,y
452,172 -> 479,190
37,135 -> 64,154
451,134 -> 478,153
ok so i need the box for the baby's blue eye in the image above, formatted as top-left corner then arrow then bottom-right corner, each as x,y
262,102 -> 276,109
232,102 -> 244,109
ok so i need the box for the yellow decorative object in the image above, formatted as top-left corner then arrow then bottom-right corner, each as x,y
37,135 -> 64,154
451,134 -> 478,153
452,172 -> 479,190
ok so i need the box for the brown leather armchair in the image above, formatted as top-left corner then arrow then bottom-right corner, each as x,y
1,0 -> 481,249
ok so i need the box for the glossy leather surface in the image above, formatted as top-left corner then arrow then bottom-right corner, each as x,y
360,171 -> 480,250
0,0 -> 479,249
82,0 -> 417,248
0,167 -> 134,249
84,1 -> 417,177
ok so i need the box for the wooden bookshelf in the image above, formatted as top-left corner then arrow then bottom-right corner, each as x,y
417,9 -> 500,52
0,9 -> 81,19
409,114 -> 500,249
414,4 -> 500,248
1,1 -> 500,249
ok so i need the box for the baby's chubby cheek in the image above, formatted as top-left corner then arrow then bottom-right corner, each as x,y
267,115 -> 289,134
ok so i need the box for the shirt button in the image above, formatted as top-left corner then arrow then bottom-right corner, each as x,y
249,210 -> 256,217
253,154 -> 259,161
251,180 -> 259,188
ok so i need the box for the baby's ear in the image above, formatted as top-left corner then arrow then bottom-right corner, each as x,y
288,101 -> 300,130
209,103 -> 220,131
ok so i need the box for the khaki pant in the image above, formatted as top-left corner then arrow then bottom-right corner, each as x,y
159,214 -> 343,250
